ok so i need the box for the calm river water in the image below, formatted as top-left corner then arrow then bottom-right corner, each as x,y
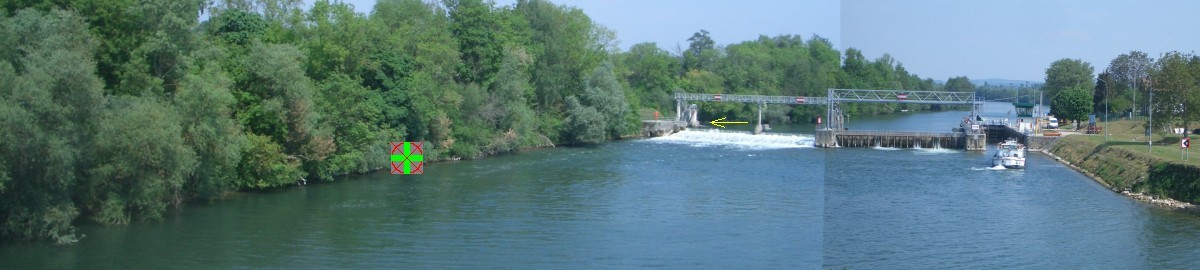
2,102 -> 1199,268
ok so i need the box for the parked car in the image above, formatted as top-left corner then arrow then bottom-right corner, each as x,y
1045,116 -> 1059,129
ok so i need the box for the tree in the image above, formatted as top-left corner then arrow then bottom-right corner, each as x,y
86,96 -> 197,224
447,0 -> 502,83
563,96 -> 607,144
1149,51 -> 1199,131
237,134 -> 303,189
490,46 -> 540,148
581,61 -> 633,137
1108,51 -> 1153,114
517,0 -> 608,111
113,0 -> 205,96
619,42 -> 679,110
302,0 -> 371,81
0,8 -> 104,244
174,58 -> 245,199
944,76 -> 975,92
1094,72 -> 1112,115
684,29 -> 717,71
315,74 -> 388,177
1043,58 -> 1094,113
208,8 -> 268,46
230,42 -> 332,182
366,0 -> 460,147
1052,87 -> 1092,130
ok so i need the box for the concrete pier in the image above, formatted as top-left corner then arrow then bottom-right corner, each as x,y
642,120 -> 687,137
832,131 -> 965,149
816,129 -> 837,147
816,129 -> 986,150
964,132 -> 986,151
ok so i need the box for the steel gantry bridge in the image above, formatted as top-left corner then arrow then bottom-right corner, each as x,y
674,89 -> 985,139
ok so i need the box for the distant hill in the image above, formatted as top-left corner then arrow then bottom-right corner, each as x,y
931,78 -> 1042,88
970,78 -> 1042,88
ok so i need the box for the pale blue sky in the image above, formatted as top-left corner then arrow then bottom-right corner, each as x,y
331,0 -> 1199,82
843,0 -> 1200,82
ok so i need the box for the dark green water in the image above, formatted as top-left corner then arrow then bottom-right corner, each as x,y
3,102 -> 1200,268
0,130 -> 824,269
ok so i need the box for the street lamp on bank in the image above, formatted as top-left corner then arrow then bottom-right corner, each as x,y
1098,70 -> 1109,142
1147,78 -> 1154,154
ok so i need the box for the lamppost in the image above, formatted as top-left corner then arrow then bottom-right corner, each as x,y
1147,78 -> 1154,154
1098,70 -> 1109,142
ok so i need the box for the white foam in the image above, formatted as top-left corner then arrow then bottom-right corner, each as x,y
647,129 -> 814,150
971,165 -> 1009,171
914,147 -> 958,154
872,146 -> 902,151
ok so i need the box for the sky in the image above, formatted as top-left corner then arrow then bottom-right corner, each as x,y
332,0 -> 1200,82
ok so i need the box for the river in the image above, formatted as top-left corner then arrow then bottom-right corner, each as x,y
2,102 -> 1198,268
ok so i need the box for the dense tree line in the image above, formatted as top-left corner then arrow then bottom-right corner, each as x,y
1045,50 -> 1200,132
974,81 -> 1043,103
0,0 -> 945,243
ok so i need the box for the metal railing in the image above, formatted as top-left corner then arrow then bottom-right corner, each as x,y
836,130 -> 962,138
828,89 -> 980,105
674,92 -> 828,105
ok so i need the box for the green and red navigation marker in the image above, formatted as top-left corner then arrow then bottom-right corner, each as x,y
390,142 -> 424,174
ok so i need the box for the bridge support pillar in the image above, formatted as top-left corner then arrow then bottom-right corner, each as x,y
688,104 -> 700,127
964,132 -> 986,151
675,99 -> 682,122
754,102 -> 764,134
816,129 -> 837,148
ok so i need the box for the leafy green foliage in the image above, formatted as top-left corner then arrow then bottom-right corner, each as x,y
316,75 -> 388,176
944,76 -> 975,92
1094,72 -> 1112,114
684,30 -> 717,71
208,8 -> 267,45
1148,51 -> 1200,130
563,96 -> 607,144
0,9 -> 102,244
1043,58 -> 1094,111
1145,163 -> 1200,204
1052,87 -> 1092,129
1107,50 -> 1152,114
87,96 -> 197,224
517,0 -> 608,110
237,134 -> 303,189
301,0 -> 369,81
581,61 -> 633,137
618,42 -> 679,110
447,0 -> 503,83
175,61 -> 245,199
113,0 -> 204,96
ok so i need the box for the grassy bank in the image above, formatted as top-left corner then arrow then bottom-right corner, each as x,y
1047,121 -> 1200,204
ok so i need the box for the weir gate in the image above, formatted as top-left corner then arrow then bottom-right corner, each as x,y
671,89 -> 1004,151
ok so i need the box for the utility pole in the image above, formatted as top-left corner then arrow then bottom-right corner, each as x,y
1099,70 -> 1109,142
1039,90 -> 1044,134
1148,78 -> 1154,154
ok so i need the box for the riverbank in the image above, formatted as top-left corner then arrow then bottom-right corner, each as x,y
1043,134 -> 1199,210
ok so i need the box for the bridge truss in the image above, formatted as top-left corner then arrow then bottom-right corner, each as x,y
673,89 -> 983,131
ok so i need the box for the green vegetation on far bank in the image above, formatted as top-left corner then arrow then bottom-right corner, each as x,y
1,0 -> 959,244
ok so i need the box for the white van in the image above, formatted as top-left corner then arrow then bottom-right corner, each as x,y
1046,117 -> 1059,129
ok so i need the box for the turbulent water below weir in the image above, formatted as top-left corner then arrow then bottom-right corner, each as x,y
2,102 -> 1199,268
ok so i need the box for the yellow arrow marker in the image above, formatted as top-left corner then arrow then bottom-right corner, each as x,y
709,117 -> 748,128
